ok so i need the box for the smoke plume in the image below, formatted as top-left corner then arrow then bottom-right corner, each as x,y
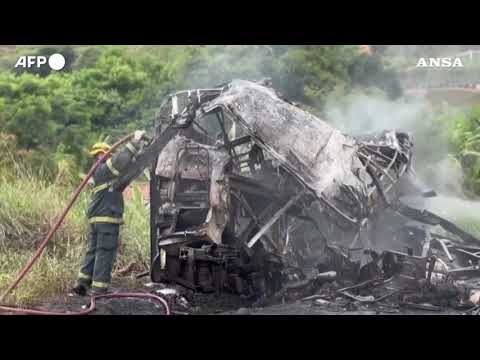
324,88 -> 480,238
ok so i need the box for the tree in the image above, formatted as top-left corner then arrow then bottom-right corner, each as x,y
348,53 -> 403,99
0,45 -> 407,181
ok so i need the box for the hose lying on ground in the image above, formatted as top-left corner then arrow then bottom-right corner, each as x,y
0,133 -> 170,315
0,292 -> 171,315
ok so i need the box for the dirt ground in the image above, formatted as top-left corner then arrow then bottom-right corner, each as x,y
223,301 -> 465,315
38,293 -> 468,316
4,276 -> 475,316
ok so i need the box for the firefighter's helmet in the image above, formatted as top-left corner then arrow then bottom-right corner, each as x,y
89,142 -> 111,157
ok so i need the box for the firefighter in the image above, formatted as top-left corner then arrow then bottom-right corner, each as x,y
70,130 -> 146,296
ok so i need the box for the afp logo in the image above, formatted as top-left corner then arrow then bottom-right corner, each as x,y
14,53 -> 66,71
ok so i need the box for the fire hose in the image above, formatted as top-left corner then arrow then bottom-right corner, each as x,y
0,292 -> 170,315
0,133 -> 171,315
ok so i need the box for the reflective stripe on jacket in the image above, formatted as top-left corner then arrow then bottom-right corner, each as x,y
86,140 -> 141,222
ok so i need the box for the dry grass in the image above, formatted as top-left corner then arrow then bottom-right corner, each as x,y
0,167 -> 150,306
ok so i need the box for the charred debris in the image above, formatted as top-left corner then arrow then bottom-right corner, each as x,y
121,79 -> 480,314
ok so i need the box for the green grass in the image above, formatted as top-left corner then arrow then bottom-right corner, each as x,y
0,247 -> 83,305
0,168 -> 150,306
120,185 -> 150,269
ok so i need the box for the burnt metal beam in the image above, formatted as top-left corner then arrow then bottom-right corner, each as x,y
357,151 -> 396,184
228,174 -> 302,214
240,203 -> 277,244
359,144 -> 395,163
229,175 -> 279,200
174,191 -> 209,203
454,248 -> 480,260
365,164 -> 390,206
231,191 -> 279,253
421,231 -> 432,258
395,203 -> 480,246
318,195 -> 358,225
436,238 -> 455,262
247,190 -> 307,248
117,125 -> 179,190
219,135 -> 251,149
447,265 -> 480,278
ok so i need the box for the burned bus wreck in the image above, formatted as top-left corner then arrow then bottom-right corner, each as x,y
125,79 -> 480,306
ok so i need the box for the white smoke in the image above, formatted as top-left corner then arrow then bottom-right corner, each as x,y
323,88 -> 480,241
324,91 -> 427,135
324,90 -> 464,197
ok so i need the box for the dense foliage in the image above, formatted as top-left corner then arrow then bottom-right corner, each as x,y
0,45 -> 403,177
448,105 -> 480,195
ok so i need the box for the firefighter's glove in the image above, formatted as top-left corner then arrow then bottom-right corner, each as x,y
134,130 -> 146,141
